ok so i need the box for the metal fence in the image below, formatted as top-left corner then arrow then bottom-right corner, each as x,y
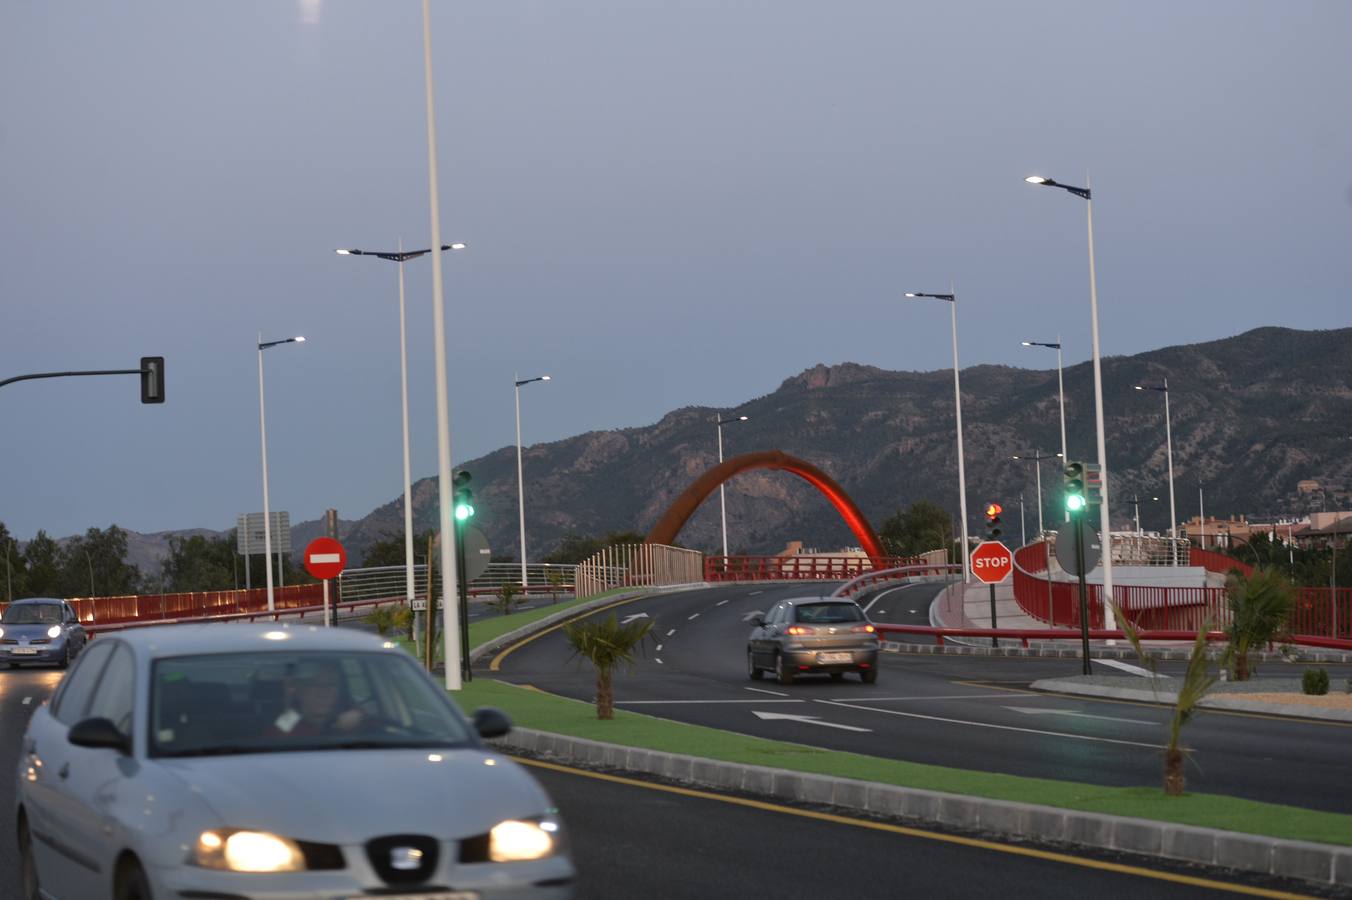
573,543 -> 704,598
705,555 -> 926,583
335,562 -> 576,605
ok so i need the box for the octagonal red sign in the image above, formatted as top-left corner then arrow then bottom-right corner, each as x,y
970,541 -> 1012,584
304,537 -> 346,580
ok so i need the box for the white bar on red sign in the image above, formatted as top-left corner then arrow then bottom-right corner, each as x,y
309,553 -> 341,564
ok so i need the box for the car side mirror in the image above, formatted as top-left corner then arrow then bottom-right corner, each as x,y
472,707 -> 512,739
69,717 -> 131,755
750,615 -> 765,627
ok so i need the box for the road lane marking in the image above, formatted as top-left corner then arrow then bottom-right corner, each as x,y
655,644 -> 663,652
514,758 -> 1314,900
813,700 -> 1164,749
748,590 -> 764,595
741,611 -> 763,622
618,699 -> 804,704
489,595 -> 648,671
863,584 -> 912,613
23,696 -> 33,705
832,693 -> 1044,702
667,629 -> 677,637
876,610 -> 885,615
1093,658 -> 1160,678
716,599 -> 729,606
745,687 -> 790,697
621,612 -> 650,625
687,613 -> 700,620
655,659 -> 663,665
753,710 -> 872,732
1003,706 -> 1158,726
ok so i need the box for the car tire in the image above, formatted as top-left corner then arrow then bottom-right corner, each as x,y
860,668 -> 878,685
775,654 -> 794,686
747,650 -> 763,680
115,858 -> 153,900
58,644 -> 71,670
18,813 -> 40,900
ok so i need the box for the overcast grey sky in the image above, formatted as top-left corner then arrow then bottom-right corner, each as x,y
2,0 -> 1349,539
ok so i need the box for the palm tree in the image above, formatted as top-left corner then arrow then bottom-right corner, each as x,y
563,614 -> 654,719
1226,568 -> 1294,681
1164,625 -> 1219,795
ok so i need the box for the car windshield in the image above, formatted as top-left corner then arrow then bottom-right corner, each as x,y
2,604 -> 61,625
150,650 -> 475,758
794,603 -> 865,624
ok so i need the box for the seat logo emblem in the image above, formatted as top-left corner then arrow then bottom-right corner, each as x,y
390,846 -> 424,870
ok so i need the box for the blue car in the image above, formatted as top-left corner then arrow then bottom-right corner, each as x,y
0,598 -> 87,669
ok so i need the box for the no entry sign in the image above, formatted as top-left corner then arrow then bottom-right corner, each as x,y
304,537 -> 347,580
970,541 -> 1013,584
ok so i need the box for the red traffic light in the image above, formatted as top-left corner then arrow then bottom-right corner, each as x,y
985,503 -> 1003,519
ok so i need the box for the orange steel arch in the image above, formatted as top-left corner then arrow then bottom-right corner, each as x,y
646,450 -> 886,559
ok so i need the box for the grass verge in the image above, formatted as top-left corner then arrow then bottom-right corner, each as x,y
449,678 -> 1352,847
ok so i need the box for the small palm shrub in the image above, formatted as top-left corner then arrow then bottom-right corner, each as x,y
563,614 -> 654,719
365,605 -> 397,636
1302,668 -> 1329,695
1225,569 -> 1294,681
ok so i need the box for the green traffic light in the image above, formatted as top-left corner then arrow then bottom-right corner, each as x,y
455,503 -> 475,521
1066,494 -> 1086,512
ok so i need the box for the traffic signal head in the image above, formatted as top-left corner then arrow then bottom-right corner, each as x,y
1063,461 -> 1086,512
453,470 -> 474,522
984,502 -> 1002,539
140,356 -> 165,404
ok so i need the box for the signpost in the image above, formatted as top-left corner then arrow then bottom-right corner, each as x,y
971,541 -> 1012,647
303,537 -> 347,627
1056,518 -> 1099,675
237,512 -> 291,590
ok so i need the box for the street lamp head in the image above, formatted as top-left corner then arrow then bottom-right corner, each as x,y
335,248 -> 355,255
294,336 -> 306,343
541,375 -> 551,381
904,292 -> 919,298
1025,176 -> 1050,185
738,415 -> 748,421
444,243 -> 467,251
1021,341 -> 1033,346
1134,385 -> 1144,391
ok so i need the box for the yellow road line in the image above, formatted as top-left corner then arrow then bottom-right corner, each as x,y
489,595 -> 648,671
517,757 -> 1318,899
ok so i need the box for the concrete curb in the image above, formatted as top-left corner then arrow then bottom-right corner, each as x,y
468,583 -> 708,663
490,727 -> 1352,889
1031,677 -> 1352,723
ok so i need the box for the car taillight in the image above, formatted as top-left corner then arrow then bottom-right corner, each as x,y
785,626 -> 813,635
851,625 -> 875,633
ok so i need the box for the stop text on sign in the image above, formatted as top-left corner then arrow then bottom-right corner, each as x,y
970,541 -> 1013,584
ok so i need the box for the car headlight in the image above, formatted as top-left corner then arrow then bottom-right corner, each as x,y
0,626 -> 5,639
47,625 -> 62,639
489,818 -> 559,862
194,830 -> 305,872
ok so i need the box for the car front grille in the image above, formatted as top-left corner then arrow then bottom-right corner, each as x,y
365,834 -> 440,885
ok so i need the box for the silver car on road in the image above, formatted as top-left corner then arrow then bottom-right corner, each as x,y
1,598 -> 87,669
747,597 -> 879,685
15,623 -> 574,899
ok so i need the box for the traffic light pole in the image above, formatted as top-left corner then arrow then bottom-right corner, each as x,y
1074,512 -> 1092,675
989,583 -> 998,647
455,519 -> 472,683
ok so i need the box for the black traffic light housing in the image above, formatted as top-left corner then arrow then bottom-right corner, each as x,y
1063,461 -> 1087,513
984,502 -> 1003,540
453,470 -> 474,523
140,357 -> 165,404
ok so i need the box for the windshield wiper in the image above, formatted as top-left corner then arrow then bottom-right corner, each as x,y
156,745 -> 263,758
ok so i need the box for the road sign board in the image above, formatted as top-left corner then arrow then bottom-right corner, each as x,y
970,541 -> 1013,584
304,537 -> 347,580
1055,518 -> 1102,576
236,512 -> 291,555
432,527 -> 493,583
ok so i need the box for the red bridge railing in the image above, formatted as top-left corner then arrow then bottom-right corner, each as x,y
705,556 -> 924,583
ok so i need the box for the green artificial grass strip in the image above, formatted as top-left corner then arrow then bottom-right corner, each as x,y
449,679 -> 1352,847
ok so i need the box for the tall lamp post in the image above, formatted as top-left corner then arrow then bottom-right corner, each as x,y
1134,380 -> 1178,564
1012,450 -> 1060,538
1025,175 -> 1115,627
905,290 -> 970,583
1021,338 -> 1069,518
257,333 -> 306,613
515,374 -> 551,588
716,415 -> 749,557
336,242 -> 466,609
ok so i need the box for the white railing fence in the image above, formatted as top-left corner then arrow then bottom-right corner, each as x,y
574,543 -> 704,598
337,562 -> 576,604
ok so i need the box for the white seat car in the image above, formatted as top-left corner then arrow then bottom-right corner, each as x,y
15,623 -> 574,899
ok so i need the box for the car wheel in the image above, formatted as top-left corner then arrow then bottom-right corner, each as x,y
115,858 -> 153,900
18,813 -> 40,900
860,667 -> 878,685
58,644 -> 71,670
747,650 -> 763,680
774,653 -> 794,686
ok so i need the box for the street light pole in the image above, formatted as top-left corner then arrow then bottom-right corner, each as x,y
421,0 -> 464,691
83,550 -> 94,598
515,374 -> 551,588
906,291 -> 969,583
336,242 -> 466,611
1025,176 -> 1115,628
1012,451 -> 1058,537
716,415 -> 749,557
1021,338 -> 1070,520
257,333 -> 305,613
1135,380 -> 1179,564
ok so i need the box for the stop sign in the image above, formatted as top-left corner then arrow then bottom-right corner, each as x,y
304,537 -> 347,580
970,541 -> 1013,584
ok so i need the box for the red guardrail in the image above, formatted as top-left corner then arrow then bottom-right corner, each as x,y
871,622 -> 1352,652
84,594 -> 406,635
831,564 -> 962,598
705,556 -> 924,582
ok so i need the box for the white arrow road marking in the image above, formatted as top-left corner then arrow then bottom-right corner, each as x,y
753,710 -> 872,732
1093,658 -> 1161,678
620,613 -> 650,625
863,584 -> 913,613
1003,706 -> 1157,726
745,686 -> 790,697
813,700 -> 1163,749
742,611 -> 764,623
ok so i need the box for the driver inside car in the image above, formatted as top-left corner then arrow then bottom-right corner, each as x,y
267,659 -> 366,737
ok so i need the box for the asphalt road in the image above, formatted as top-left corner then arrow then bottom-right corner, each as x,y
0,666 -> 64,900
531,758 -> 1320,899
490,582 -> 1352,814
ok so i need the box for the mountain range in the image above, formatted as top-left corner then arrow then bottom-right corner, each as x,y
69,325 -> 1352,575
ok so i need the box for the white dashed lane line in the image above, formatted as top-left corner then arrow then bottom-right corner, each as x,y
745,687 -> 790,697
715,599 -> 729,606
23,696 -> 33,706
655,644 -> 663,652
687,613 -> 700,620
666,629 -> 677,637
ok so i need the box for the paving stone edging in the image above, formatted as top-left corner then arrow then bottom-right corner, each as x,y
490,727 -> 1352,889
1031,677 -> 1352,723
